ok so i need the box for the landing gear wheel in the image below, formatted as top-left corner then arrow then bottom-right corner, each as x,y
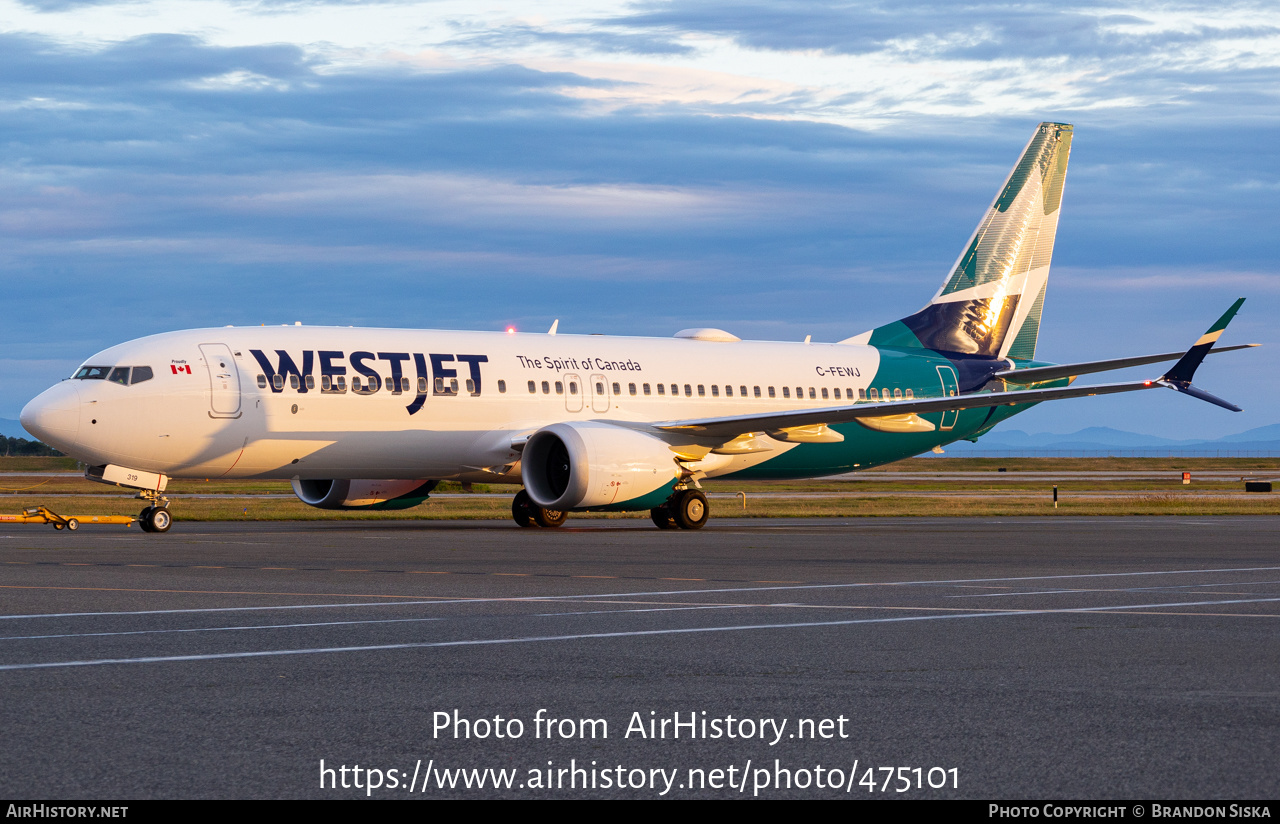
53,523 -> 64,530
512,490 -> 535,528
650,505 -> 677,529
533,506 -> 567,528
146,507 -> 172,533
138,508 -> 156,533
671,489 -> 709,530
65,518 -> 78,531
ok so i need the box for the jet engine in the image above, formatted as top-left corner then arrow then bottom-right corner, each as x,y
290,479 -> 438,510
521,421 -> 680,510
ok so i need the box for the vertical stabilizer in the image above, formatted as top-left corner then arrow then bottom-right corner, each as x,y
849,122 -> 1073,358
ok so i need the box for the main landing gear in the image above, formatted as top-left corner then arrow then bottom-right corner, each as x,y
512,489 -> 567,528
136,489 -> 172,534
650,489 -> 708,531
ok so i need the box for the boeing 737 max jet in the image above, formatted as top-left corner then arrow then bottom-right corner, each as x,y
20,122 -> 1255,532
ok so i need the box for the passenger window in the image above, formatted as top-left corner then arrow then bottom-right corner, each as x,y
782,386 -> 790,398
306,375 -> 316,391
289,375 -> 300,390
847,387 -> 853,398
657,384 -> 665,396
795,387 -> 802,398
858,388 -> 866,400
833,388 -> 840,399
450,378 -> 458,394
753,386 -> 761,398
569,381 -> 578,394
725,385 -> 733,397
337,376 -> 346,391
808,387 -> 815,399
257,375 -> 268,389
671,384 -> 679,396
597,382 -> 605,395
466,378 -> 476,394
437,377 -> 446,394
273,375 -> 284,391
613,382 -> 621,395
905,388 -> 913,399
555,381 -> 563,395
768,386 -> 776,398
108,367 -> 130,385
352,376 -> 364,392
543,381 -> 551,394
893,388 -> 902,400
710,385 -> 719,397
740,386 -> 747,397
528,380 -> 536,394
821,388 -> 829,399
401,377 -> 410,393
629,383 -> 637,396
869,388 -> 877,400
697,385 -> 705,397
321,375 -> 331,391
684,384 -> 692,397
643,383 -> 651,395
882,387 -> 890,400
498,380 -> 507,393
418,377 -> 428,393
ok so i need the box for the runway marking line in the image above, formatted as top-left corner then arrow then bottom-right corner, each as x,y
6,596 -> 1279,672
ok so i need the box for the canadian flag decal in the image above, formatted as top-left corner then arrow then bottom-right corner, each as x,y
171,364 -> 192,374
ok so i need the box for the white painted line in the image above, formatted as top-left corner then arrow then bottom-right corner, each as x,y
5,566 -> 1280,622
3,596 -> 1278,672
0,616 -> 443,642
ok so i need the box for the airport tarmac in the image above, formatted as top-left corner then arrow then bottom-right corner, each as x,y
1,517 -> 1277,799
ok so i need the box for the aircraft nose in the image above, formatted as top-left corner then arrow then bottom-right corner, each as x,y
20,382 -> 81,452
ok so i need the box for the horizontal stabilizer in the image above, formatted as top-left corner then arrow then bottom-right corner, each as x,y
997,343 -> 1257,384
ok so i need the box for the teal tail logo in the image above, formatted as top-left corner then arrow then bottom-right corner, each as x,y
852,122 -> 1073,360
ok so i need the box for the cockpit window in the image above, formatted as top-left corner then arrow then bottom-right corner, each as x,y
74,366 -> 111,380
130,366 -> 154,385
108,367 -> 130,385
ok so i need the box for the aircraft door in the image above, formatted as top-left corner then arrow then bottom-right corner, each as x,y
589,374 -> 610,413
936,365 -> 958,431
564,374 -> 583,412
199,343 -> 242,417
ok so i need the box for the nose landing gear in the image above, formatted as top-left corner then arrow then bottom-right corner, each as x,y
136,489 -> 172,534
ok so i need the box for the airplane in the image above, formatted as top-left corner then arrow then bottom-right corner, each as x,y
19,122 -> 1255,534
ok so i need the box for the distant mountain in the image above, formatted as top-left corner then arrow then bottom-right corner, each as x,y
945,423 -> 1280,455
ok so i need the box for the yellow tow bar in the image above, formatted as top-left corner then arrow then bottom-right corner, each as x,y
0,506 -> 136,531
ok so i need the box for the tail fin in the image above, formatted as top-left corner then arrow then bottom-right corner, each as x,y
849,122 -> 1073,358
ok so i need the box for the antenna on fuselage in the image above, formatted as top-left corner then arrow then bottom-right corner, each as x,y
548,320 -> 559,335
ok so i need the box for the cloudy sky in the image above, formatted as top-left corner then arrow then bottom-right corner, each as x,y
2,0 -> 1277,439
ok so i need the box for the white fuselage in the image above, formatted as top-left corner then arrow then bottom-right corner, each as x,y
22,326 -> 885,483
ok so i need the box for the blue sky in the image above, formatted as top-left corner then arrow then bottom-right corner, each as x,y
1,0 -> 1277,439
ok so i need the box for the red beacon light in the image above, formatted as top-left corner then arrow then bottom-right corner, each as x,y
506,326 -> 517,335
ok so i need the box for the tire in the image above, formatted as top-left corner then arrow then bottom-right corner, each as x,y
671,489 -> 709,530
512,489 -> 535,528
533,506 -> 567,528
650,505 -> 677,529
66,518 -> 78,531
54,523 -> 64,530
138,508 -> 156,533
147,507 -> 172,533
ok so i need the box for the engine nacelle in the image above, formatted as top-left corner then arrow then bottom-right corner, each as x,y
521,422 -> 680,511
290,479 -> 437,511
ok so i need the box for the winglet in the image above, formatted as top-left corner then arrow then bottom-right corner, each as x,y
1158,299 -> 1246,411
1163,298 -> 1244,384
